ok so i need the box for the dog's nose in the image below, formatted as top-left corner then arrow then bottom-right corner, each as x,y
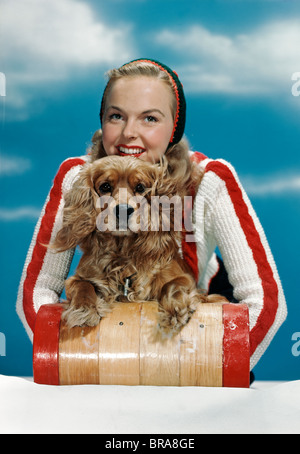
114,204 -> 134,220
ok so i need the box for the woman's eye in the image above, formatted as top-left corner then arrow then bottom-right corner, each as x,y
109,113 -> 122,121
145,115 -> 158,123
99,182 -> 112,193
135,183 -> 146,194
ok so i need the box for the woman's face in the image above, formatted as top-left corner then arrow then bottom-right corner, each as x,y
101,76 -> 174,163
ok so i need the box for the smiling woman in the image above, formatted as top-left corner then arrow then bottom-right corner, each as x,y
16,58 -> 287,378
100,59 -> 186,149
102,76 -> 174,162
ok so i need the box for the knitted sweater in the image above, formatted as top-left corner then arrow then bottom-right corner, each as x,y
16,152 -> 287,370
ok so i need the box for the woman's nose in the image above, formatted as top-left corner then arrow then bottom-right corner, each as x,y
122,119 -> 138,139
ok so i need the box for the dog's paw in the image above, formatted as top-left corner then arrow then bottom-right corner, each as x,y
62,304 -> 101,328
62,298 -> 112,328
157,305 -> 193,338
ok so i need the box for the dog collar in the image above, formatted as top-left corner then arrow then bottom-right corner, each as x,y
120,273 -> 137,297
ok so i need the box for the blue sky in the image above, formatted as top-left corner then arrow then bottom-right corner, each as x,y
1,0 -> 300,379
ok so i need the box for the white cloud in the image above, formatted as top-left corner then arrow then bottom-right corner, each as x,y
1,0 -> 135,112
0,155 -> 32,176
242,173 -> 300,197
156,19 -> 300,94
0,207 -> 41,221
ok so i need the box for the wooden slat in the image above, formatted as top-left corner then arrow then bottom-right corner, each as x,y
98,303 -> 141,385
139,302 -> 180,386
59,323 -> 99,385
180,303 -> 223,387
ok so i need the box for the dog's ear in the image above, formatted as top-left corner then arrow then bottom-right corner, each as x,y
155,156 -> 181,198
51,165 -> 98,251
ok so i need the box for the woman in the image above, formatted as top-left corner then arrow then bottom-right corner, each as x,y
17,59 -> 287,373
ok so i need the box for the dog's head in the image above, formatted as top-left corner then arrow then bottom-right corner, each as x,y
92,156 -> 160,236
52,155 -> 193,251
52,156 -> 161,250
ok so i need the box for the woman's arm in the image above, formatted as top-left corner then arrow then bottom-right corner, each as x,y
16,157 -> 87,341
204,159 -> 287,370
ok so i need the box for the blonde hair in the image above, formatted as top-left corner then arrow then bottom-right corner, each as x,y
100,60 -> 178,122
89,60 -> 201,186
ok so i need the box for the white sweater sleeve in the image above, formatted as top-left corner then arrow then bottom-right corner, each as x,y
16,157 -> 87,341
203,159 -> 287,369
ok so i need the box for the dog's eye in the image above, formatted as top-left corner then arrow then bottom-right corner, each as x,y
135,183 -> 146,194
99,182 -> 112,194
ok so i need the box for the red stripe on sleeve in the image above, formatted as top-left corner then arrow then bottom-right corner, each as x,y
206,161 -> 279,356
190,151 -> 207,164
181,152 -> 208,282
181,227 -> 199,283
22,158 -> 85,333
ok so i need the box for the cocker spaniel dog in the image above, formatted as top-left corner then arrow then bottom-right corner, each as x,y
51,155 -> 226,336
